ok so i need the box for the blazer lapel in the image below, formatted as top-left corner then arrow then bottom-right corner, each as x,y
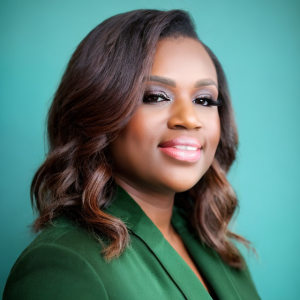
172,207 -> 243,300
107,186 -> 212,300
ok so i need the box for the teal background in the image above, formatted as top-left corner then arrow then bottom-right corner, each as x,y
0,0 -> 299,298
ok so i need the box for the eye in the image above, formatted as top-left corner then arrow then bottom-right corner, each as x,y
143,92 -> 171,104
193,97 -> 223,107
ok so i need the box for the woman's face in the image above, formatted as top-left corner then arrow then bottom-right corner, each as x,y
109,37 -> 221,195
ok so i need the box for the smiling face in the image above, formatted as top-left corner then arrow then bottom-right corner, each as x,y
109,37 -> 221,195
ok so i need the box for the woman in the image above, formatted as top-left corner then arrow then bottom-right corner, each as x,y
4,9 -> 260,300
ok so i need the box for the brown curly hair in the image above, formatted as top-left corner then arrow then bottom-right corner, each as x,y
31,9 -> 250,269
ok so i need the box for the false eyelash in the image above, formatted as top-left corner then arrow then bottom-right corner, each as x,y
143,91 -> 223,107
143,91 -> 171,103
214,99 -> 223,106
193,98 -> 223,107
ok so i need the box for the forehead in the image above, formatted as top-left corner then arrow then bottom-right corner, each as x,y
151,38 -> 218,87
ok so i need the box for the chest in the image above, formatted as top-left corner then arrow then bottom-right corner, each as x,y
93,236 -> 211,300
89,233 -> 260,300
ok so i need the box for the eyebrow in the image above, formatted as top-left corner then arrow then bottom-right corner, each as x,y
148,75 -> 218,88
148,75 -> 176,87
194,78 -> 218,89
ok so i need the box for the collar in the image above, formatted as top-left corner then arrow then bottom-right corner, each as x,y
106,185 -> 244,300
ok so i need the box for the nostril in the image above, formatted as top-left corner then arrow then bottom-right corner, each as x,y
173,125 -> 188,130
167,102 -> 203,130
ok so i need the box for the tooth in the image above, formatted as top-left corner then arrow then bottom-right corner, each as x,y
173,145 -> 197,150
174,145 -> 186,150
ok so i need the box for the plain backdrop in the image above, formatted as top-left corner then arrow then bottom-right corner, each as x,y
1,0 -> 299,298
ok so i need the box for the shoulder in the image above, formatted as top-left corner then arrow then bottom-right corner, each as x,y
15,215 -> 104,267
3,216 -> 109,300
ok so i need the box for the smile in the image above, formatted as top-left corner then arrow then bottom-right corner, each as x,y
173,145 -> 198,150
158,137 -> 201,162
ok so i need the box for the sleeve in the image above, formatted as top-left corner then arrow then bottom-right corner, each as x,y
3,243 -> 109,300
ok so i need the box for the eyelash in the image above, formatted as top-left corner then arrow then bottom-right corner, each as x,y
142,92 -> 223,107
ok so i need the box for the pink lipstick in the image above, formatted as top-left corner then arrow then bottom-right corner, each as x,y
158,137 -> 201,162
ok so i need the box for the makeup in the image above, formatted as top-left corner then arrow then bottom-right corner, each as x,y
158,136 -> 201,162
143,90 -> 222,107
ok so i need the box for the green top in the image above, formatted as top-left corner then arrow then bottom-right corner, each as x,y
3,186 -> 260,300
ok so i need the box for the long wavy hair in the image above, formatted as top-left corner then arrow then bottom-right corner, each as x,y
31,9 -> 250,269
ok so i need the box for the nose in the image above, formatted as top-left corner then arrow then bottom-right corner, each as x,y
167,98 -> 202,130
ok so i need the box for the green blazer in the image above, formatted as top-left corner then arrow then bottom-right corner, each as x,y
3,186 -> 260,300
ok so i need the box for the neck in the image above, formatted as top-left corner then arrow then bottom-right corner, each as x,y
114,176 -> 175,238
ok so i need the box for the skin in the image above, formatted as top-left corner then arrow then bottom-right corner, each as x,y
109,37 -> 221,292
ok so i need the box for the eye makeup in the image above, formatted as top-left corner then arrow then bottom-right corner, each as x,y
193,96 -> 223,107
143,89 -> 172,104
143,88 -> 222,107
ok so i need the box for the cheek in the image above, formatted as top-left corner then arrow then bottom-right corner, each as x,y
121,110 -> 153,147
109,109 -> 155,172
121,107 -> 164,150
210,113 -> 221,147
202,111 -> 221,162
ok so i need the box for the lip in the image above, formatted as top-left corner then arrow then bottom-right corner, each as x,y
158,136 -> 201,162
159,136 -> 201,148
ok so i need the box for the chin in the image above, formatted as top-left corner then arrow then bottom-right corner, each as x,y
164,177 -> 200,194
159,166 -> 207,194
